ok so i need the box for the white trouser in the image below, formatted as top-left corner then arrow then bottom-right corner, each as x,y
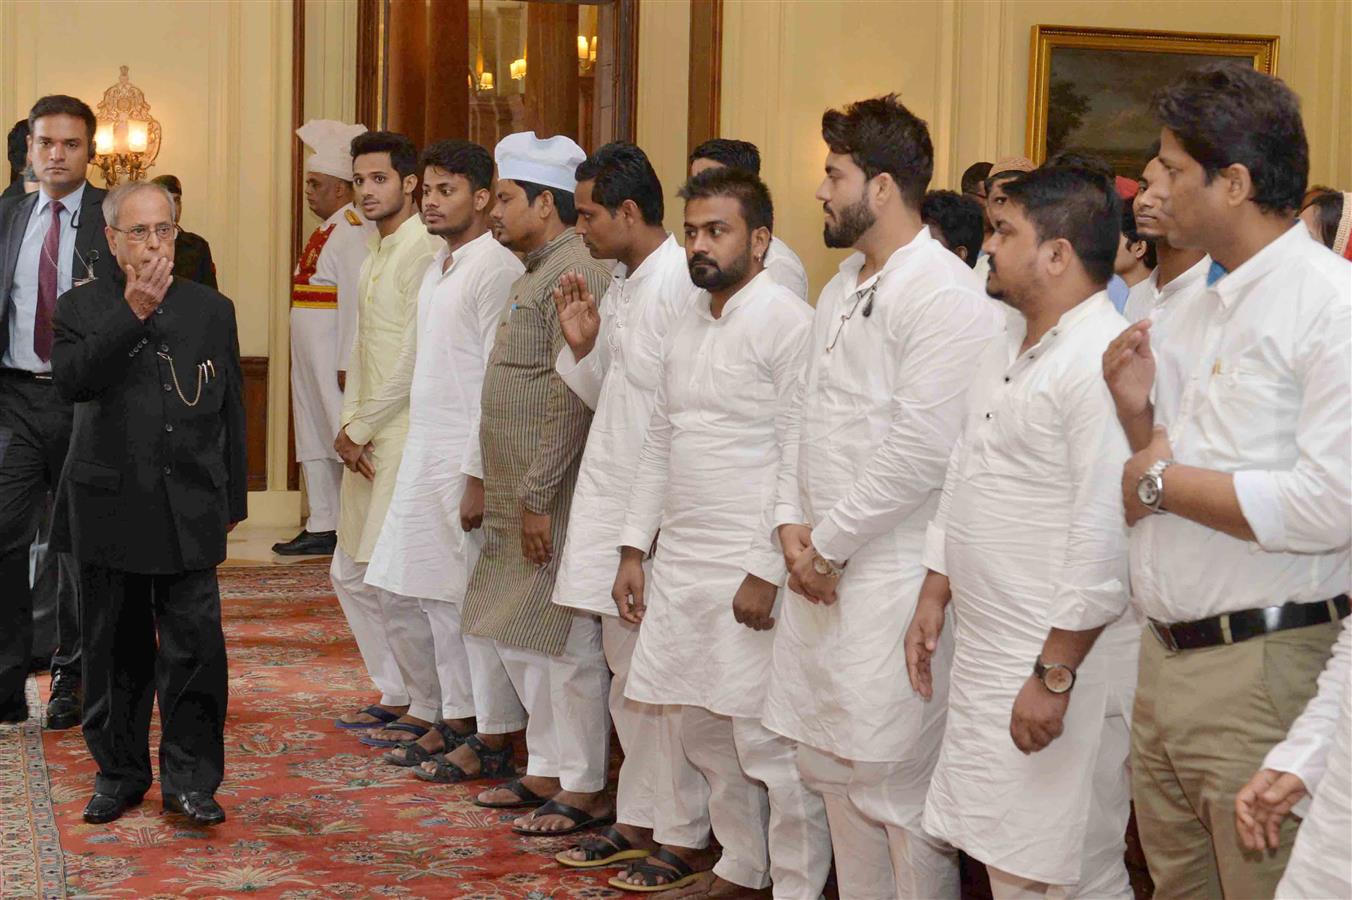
797,743 -> 959,900
301,458 -> 343,533
496,611 -> 610,792
679,707 -> 832,897
330,547 -> 408,706
378,590 -> 477,723
603,614 -> 664,829
462,630 -> 526,734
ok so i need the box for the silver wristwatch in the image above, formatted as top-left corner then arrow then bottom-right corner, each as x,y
1136,458 -> 1174,514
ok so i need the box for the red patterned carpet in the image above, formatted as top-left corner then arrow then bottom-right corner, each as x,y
32,565 -> 624,899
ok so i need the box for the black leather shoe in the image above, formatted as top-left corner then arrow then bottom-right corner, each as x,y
271,529 -> 337,556
83,791 -> 144,824
45,670 -> 81,730
164,791 -> 226,826
0,702 -> 28,724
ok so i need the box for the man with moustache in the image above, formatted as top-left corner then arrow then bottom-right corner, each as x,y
538,142 -> 697,853
363,140 -> 525,766
610,166 -> 826,898
687,139 -> 810,300
52,180 -> 246,826
907,167 -> 1136,899
329,131 -> 440,742
421,135 -> 611,824
274,119 -> 373,557
0,95 -> 116,729
761,95 -> 999,899
1104,63 -> 1350,897
1122,149 -> 1209,326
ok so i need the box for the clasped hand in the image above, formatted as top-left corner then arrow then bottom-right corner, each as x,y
778,524 -> 839,604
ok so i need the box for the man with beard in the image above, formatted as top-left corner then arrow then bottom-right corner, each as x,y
610,166 -> 828,899
688,139 -> 809,301
418,135 -> 611,832
907,167 -> 1136,899
329,131 -> 440,741
1122,149 -> 1209,325
760,95 -> 1000,899
363,140 -> 525,765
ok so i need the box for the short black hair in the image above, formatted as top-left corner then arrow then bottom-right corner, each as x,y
419,139 -> 494,191
1000,167 -> 1121,285
1300,189 -> 1344,250
7,119 -> 28,183
921,190 -> 984,268
1042,150 -> 1114,180
1152,62 -> 1308,213
351,130 -> 418,179
151,174 -> 182,195
689,138 -> 761,175
960,162 -> 992,195
513,179 -> 578,226
1120,201 -> 1157,269
575,141 -> 665,226
28,95 -> 96,145
679,166 -> 774,234
821,94 -> 932,207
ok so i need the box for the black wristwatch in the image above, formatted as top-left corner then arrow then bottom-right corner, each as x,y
1033,655 -> 1076,694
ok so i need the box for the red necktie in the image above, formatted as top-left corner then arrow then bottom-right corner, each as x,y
34,199 -> 64,362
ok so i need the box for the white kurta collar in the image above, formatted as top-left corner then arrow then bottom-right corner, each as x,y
696,268 -> 772,322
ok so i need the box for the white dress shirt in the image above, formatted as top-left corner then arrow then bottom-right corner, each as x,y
620,271 -> 811,718
365,231 -> 522,601
1269,618 -> 1351,899
760,227 -> 1001,763
1131,224 -> 1351,623
765,235 -> 809,301
552,235 -> 697,616
5,182 -> 87,371
1122,254 -> 1210,324
920,293 -> 1136,884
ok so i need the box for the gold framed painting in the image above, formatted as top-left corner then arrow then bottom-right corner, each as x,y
1025,26 -> 1279,176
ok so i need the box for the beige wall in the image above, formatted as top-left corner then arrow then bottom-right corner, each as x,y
639,0 -> 1352,297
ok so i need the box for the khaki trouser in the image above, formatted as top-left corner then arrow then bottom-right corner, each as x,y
1131,619 -> 1341,899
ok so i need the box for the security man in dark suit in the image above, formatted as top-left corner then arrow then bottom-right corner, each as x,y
0,95 -> 116,729
52,179 -> 246,827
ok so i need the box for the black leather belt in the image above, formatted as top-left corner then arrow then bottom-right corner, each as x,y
0,367 -> 53,383
1149,594 -> 1349,651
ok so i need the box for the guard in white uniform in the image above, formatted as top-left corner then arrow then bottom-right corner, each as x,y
276,120 -> 373,556
913,168 -> 1135,899
762,95 -> 1000,900
364,141 -> 526,758
614,168 -> 831,898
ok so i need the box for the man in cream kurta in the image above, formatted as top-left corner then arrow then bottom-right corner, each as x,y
329,131 -> 440,730
280,120 -> 373,556
365,140 -> 526,755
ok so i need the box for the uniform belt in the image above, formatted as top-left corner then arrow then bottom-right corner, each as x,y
291,284 -> 338,308
1148,594 -> 1350,651
0,367 -> 54,383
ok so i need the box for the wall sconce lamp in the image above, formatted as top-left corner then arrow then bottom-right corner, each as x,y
92,66 -> 161,186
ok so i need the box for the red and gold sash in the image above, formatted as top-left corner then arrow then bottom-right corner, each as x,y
291,223 -> 338,308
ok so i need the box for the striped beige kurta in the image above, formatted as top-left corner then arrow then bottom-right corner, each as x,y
461,229 -> 612,655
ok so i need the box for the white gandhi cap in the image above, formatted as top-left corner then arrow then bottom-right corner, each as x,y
494,131 -> 586,194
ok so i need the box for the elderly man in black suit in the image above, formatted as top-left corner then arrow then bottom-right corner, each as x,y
0,95 -> 116,730
52,179 -> 246,827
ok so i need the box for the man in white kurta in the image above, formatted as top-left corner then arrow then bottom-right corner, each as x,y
615,167 -> 829,898
277,120 -> 373,556
365,141 -> 526,756
1236,617 -> 1352,900
913,168 -> 1136,899
762,95 -> 1001,900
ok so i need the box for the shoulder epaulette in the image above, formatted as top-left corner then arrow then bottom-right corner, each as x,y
344,209 -> 362,226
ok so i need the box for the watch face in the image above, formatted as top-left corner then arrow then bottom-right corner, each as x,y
812,556 -> 831,576
1043,665 -> 1075,693
1137,477 -> 1160,507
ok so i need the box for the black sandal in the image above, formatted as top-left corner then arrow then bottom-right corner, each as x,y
472,777 -> 550,809
608,847 -> 704,893
555,825 -> 651,868
512,798 -> 616,837
384,722 -> 472,767
412,734 -> 515,784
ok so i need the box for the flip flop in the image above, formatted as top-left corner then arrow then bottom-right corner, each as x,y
608,847 -> 704,893
555,825 -> 651,869
472,778 -> 550,809
512,798 -> 616,837
333,704 -> 400,731
358,722 -> 429,748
